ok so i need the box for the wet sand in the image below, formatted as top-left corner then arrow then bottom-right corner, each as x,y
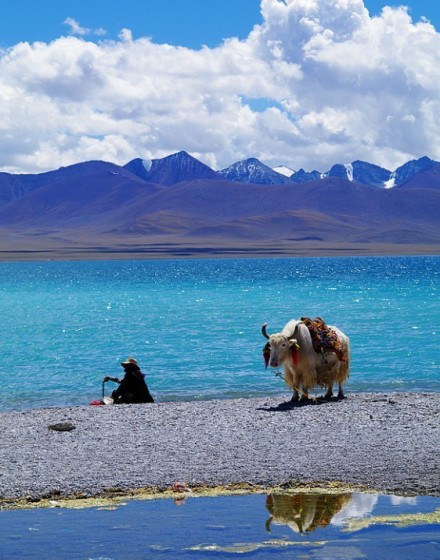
0,393 -> 439,508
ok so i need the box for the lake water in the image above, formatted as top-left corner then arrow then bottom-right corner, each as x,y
1,492 -> 439,559
0,255 -> 439,412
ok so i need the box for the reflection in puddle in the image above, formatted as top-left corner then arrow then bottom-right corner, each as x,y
1,491 -> 439,559
265,492 -> 353,533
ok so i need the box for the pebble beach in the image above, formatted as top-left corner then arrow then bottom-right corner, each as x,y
1,392 -> 439,507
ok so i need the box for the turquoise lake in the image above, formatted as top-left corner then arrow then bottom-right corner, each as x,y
1,492 -> 439,559
0,255 -> 439,411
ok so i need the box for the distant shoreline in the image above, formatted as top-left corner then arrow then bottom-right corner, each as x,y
1,393 -> 439,509
0,242 -> 439,262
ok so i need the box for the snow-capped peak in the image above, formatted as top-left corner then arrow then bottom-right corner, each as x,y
219,158 -> 291,184
273,165 -> 295,178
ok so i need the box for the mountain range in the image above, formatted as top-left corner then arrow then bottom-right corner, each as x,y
122,152 -> 440,188
0,151 -> 439,259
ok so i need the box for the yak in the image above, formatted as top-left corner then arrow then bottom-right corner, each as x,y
262,318 -> 350,401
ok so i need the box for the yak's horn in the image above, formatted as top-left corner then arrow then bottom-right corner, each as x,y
262,323 -> 270,339
265,517 -> 272,532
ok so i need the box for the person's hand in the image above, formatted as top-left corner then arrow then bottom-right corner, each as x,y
103,376 -> 110,382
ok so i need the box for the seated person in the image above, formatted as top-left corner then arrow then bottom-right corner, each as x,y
104,357 -> 154,404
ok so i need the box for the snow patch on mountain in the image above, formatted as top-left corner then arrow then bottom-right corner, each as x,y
142,159 -> 152,172
345,163 -> 354,182
384,175 -> 396,189
273,165 -> 295,177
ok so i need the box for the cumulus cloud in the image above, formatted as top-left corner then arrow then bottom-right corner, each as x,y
1,0 -> 440,173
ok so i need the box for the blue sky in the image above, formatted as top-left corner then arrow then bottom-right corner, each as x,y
0,0 -> 262,48
0,0 -> 438,48
0,0 -> 439,174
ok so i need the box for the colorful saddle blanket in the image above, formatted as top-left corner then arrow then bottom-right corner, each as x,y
301,317 -> 346,362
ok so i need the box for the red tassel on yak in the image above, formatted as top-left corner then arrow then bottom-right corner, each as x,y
291,346 -> 299,367
263,343 -> 271,368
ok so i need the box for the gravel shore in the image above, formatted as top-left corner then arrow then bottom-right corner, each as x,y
1,392 -> 439,503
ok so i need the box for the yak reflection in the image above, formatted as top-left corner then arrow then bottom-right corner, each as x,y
265,492 -> 352,534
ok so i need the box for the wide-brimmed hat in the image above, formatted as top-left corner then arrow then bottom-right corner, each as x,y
121,357 -> 138,367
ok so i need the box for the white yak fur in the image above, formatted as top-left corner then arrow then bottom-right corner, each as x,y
267,319 -> 350,400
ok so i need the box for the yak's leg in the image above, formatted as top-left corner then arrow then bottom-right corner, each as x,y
287,369 -> 300,402
324,383 -> 334,400
337,381 -> 345,399
299,386 -> 309,402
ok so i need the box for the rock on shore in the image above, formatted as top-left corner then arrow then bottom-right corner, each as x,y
0,392 -> 438,502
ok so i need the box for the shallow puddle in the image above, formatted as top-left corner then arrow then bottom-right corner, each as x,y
1,492 -> 439,559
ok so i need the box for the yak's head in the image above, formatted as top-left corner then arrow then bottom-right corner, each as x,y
262,323 -> 300,368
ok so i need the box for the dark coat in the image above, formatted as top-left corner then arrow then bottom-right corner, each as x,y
111,366 -> 154,404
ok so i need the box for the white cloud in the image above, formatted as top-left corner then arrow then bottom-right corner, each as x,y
64,17 -> 107,38
1,1 -> 440,173
118,28 -> 133,42
332,493 -> 378,526
64,17 -> 90,36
